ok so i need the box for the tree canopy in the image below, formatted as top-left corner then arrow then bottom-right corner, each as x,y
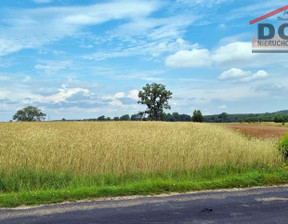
13,106 -> 46,122
192,110 -> 204,123
120,114 -> 130,121
138,83 -> 172,121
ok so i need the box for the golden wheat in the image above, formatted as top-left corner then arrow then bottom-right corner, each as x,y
0,122 -> 282,175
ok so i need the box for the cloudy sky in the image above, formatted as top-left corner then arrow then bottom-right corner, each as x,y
0,0 -> 287,121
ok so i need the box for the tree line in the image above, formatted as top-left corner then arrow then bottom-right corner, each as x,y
79,111 -> 288,124
82,110 -> 204,122
204,111 -> 288,124
12,106 -> 288,124
11,82 -> 288,124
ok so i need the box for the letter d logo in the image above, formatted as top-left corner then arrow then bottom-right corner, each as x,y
258,23 -> 275,39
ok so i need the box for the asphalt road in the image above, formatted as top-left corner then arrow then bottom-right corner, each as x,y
1,186 -> 288,224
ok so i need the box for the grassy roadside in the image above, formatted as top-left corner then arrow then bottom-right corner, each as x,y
1,122 -> 286,207
1,168 -> 288,207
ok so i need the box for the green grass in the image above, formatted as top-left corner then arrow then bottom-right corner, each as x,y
1,166 -> 288,207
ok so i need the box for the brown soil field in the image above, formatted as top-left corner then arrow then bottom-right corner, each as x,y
223,123 -> 288,139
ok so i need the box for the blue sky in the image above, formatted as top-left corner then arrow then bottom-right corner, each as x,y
0,0 -> 288,121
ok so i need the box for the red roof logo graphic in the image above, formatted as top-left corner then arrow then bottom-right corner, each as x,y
250,5 -> 288,25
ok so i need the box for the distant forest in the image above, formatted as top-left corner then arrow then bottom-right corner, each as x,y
61,110 -> 288,123
204,110 -> 288,123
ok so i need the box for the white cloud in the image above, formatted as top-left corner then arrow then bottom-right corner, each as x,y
22,85 -> 90,104
228,1 -> 288,21
62,1 -> 159,26
109,99 -> 123,106
217,24 -> 227,30
0,1 -> 198,61
110,13 -> 198,41
166,41 -> 288,69
165,48 -> 210,68
115,92 -> 125,98
103,89 -> 140,107
213,41 -> 288,68
219,68 -> 269,82
175,84 -> 268,105
212,42 -> 255,67
45,85 -> 90,103
218,33 -> 250,46
0,91 -> 9,99
177,0 -> 229,8
0,39 -> 23,56
0,1 -> 162,56
113,90 -> 139,100
241,70 -> 269,82
0,75 -> 11,81
35,61 -> 71,75
219,68 -> 250,80
166,42 -> 254,69
84,37 -> 198,61
33,0 -> 54,3
0,76 -> 144,120
218,105 -> 227,109
127,90 -> 139,100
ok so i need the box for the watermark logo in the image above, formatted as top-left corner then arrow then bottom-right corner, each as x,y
250,5 -> 288,53
278,9 -> 288,21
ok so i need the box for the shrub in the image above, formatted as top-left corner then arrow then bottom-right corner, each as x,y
278,134 -> 288,160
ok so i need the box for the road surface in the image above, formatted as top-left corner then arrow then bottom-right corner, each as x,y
1,185 -> 288,223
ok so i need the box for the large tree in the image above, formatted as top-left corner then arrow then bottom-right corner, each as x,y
138,83 -> 172,121
192,110 -> 204,123
13,106 -> 46,122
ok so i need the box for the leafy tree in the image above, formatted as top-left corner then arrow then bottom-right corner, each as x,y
172,112 -> 180,121
13,106 -> 46,122
120,114 -> 130,121
274,113 -> 283,123
179,114 -> 192,122
165,112 -> 192,122
192,110 -> 204,123
131,113 -> 143,121
274,114 -> 288,125
131,114 -> 138,121
138,83 -> 172,121
97,115 -> 106,121
218,112 -> 228,122
166,113 -> 175,122
114,117 -> 120,121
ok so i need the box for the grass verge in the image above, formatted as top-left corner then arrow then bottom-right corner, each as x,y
1,169 -> 288,207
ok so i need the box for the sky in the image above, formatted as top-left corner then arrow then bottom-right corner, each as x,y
0,0 -> 288,121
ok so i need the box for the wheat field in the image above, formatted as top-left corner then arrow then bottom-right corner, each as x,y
0,122 -> 282,176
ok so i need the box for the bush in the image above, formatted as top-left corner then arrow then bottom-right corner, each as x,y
278,134 -> 288,160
